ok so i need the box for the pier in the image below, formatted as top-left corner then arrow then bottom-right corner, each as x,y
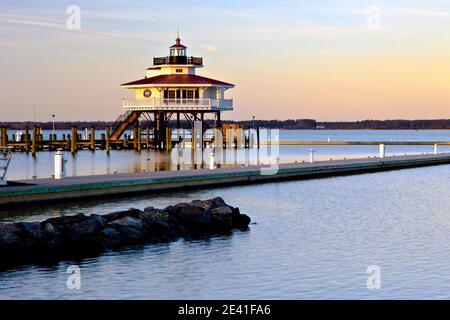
1,153 -> 449,207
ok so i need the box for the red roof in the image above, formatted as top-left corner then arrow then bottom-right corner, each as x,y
170,43 -> 187,49
121,74 -> 234,87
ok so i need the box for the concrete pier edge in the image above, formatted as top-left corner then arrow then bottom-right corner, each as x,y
0,153 -> 449,208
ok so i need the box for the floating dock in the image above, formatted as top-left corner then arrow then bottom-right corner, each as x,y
1,153 -> 449,207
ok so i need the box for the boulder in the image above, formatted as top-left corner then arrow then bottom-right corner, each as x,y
102,208 -> 143,222
109,216 -> 148,241
0,223 -> 22,247
0,198 -> 251,268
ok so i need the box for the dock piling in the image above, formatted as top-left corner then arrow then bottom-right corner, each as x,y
379,144 -> 386,159
71,127 -> 77,154
106,126 -> 110,154
90,128 -> 95,151
31,126 -> 37,157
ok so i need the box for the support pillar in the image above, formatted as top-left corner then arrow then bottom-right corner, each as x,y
106,126 -> 110,154
25,126 -> 30,153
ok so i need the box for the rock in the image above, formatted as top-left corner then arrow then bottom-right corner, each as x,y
191,197 -> 227,211
0,198 -> 251,268
210,206 -> 234,228
102,208 -> 142,222
99,227 -> 123,249
109,216 -> 148,241
231,208 -> 251,228
0,223 -> 22,246
42,213 -> 87,228
62,215 -> 107,243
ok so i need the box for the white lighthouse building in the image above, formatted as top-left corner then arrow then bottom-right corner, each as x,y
110,35 -> 235,148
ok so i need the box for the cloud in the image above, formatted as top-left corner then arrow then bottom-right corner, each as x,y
2,18 -> 66,30
200,44 -> 218,53
392,8 -> 450,17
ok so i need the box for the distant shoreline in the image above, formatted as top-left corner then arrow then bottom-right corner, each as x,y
1,119 -> 450,130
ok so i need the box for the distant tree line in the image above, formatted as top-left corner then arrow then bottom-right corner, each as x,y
1,119 -> 449,130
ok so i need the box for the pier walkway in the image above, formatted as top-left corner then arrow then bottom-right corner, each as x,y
1,153 -> 449,207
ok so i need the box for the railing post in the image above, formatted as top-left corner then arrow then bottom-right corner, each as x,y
379,144 -> 385,159
309,149 -> 315,163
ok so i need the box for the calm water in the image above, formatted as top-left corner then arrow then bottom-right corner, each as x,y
0,130 -> 449,299
5,130 -> 450,180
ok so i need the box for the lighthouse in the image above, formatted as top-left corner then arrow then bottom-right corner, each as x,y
111,35 -> 234,150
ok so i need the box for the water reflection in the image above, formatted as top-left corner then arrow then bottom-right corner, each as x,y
4,130 -> 450,180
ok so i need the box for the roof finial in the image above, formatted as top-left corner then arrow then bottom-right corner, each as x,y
176,26 -> 180,44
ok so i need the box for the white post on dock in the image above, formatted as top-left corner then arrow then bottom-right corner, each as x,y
209,152 -> 215,170
84,128 -> 88,140
309,149 -> 315,163
379,144 -> 385,159
54,151 -> 66,180
434,144 -> 438,155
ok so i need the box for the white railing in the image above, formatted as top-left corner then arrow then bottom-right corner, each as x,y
0,147 -> 11,186
122,98 -> 233,111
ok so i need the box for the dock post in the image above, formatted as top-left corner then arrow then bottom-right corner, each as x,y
256,127 -> 260,149
3,127 -> 8,147
84,128 -> 88,141
31,126 -> 37,157
379,144 -> 385,159
192,126 -> 196,150
123,134 -> 128,149
0,127 -> 4,146
434,144 -> 438,155
106,126 -> 110,154
137,127 -> 142,152
309,149 -> 315,163
90,128 -> 95,151
71,127 -> 77,154
166,127 -> 172,151
54,151 -> 66,180
146,127 -> 150,149
25,126 -> 30,153
66,134 -> 70,151
133,127 -> 138,151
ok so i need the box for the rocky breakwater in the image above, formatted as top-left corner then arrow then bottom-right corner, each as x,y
0,197 -> 250,268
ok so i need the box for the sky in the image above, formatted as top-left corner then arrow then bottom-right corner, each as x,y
0,0 -> 449,121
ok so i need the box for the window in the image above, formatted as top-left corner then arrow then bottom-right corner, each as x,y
168,90 -> 176,99
186,90 -> 194,99
176,69 -> 183,73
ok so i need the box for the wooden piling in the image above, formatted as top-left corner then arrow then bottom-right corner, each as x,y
166,127 -> 172,151
133,127 -> 138,151
71,127 -> 77,154
146,127 -> 150,148
137,127 -> 142,152
90,128 -> 95,151
24,127 -> 30,153
106,126 -> 110,154
31,126 -> 37,157
257,126 -> 260,149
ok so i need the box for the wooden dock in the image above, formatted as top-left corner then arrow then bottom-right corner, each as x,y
1,153 -> 449,208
